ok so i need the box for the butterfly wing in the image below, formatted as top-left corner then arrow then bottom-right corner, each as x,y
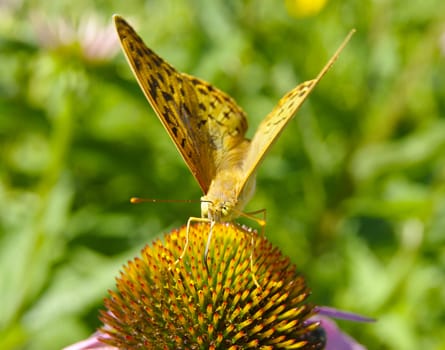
114,15 -> 248,193
181,74 -> 249,170
239,30 -> 355,195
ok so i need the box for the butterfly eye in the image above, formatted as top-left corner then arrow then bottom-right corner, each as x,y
221,205 -> 231,217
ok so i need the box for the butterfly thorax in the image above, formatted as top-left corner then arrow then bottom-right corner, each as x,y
201,168 -> 256,222
200,140 -> 256,222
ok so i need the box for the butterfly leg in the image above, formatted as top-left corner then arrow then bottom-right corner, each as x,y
203,220 -> 216,273
242,209 -> 266,289
249,232 -> 260,289
245,208 -> 267,236
174,216 -> 210,266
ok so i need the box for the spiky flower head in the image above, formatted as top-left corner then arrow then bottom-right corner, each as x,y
99,223 -> 324,349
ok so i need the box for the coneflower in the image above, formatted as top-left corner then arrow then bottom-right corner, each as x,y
65,223 -> 370,349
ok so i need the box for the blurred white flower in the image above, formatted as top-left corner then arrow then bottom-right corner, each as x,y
30,12 -> 120,62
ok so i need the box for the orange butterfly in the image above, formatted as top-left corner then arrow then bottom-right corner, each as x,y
114,15 -> 354,264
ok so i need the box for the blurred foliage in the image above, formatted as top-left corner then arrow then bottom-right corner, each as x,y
1,0 -> 445,349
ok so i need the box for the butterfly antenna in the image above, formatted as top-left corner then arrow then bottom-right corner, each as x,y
130,197 -> 199,204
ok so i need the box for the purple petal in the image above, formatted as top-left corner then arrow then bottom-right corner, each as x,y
315,306 -> 376,323
317,316 -> 367,350
63,330 -> 116,350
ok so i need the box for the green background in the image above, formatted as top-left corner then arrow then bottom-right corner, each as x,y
1,0 -> 444,349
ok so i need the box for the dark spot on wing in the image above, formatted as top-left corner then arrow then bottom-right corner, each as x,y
162,109 -> 172,124
162,91 -> 173,102
197,86 -> 208,95
183,105 -> 191,117
298,89 -> 307,98
134,57 -> 141,71
148,78 -> 159,99
152,55 -> 162,67
157,73 -> 164,83
221,95 -> 231,103
214,118 -> 224,126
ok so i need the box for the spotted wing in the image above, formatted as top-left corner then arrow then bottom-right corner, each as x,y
114,15 -> 248,193
239,30 -> 355,195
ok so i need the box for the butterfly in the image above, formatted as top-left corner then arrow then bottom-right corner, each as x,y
114,15 -> 354,263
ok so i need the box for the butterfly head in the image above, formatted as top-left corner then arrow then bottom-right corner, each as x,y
200,197 -> 237,222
